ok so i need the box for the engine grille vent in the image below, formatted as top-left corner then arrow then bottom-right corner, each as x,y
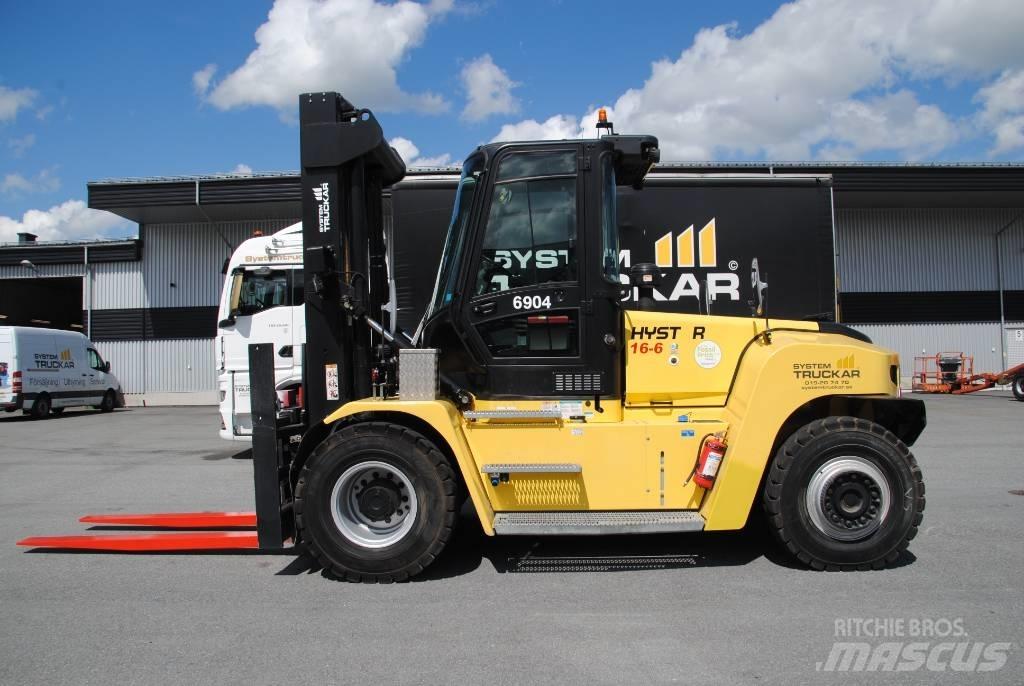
553,372 -> 603,393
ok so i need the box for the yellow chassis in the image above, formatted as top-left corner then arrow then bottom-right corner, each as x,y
322,312 -> 901,535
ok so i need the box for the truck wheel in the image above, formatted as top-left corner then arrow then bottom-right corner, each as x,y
98,390 -> 116,413
29,394 -> 51,420
295,422 -> 457,582
1013,376 -> 1024,401
763,416 -> 924,570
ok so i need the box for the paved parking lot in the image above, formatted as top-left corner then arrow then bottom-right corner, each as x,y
1,394 -> 1021,685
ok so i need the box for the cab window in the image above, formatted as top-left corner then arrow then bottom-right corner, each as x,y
87,348 -> 105,371
475,150 -> 577,296
233,269 -> 303,316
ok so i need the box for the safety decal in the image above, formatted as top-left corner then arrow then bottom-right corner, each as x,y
694,340 -> 722,369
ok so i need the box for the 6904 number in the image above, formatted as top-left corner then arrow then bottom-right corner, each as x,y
512,295 -> 551,310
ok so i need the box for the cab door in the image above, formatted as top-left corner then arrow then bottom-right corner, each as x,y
85,347 -> 108,404
455,146 -> 651,510
458,146 -> 594,398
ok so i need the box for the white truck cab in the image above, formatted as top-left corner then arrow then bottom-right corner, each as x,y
217,223 -> 305,441
0,326 -> 124,418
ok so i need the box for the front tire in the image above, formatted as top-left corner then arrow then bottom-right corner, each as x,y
1012,376 -> 1024,402
763,416 -> 925,570
98,390 -> 116,412
295,422 -> 457,582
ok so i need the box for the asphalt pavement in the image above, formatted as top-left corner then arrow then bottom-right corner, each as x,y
1,393 -> 1021,685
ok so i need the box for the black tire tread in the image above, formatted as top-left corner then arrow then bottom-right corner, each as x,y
294,421 -> 457,583
1012,376 -> 1024,402
762,416 -> 925,571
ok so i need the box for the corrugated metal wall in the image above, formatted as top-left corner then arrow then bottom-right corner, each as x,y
837,208 -> 1024,292
1,220 -> 296,397
143,219 -> 294,308
854,322 -> 1024,381
93,338 -> 220,394
106,219 -> 295,393
0,261 -> 143,311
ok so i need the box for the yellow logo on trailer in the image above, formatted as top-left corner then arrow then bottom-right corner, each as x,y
654,218 -> 718,268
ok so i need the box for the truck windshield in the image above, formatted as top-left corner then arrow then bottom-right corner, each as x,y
427,153 -> 484,318
231,269 -> 303,316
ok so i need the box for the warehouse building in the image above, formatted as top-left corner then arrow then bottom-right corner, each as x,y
0,163 -> 1021,404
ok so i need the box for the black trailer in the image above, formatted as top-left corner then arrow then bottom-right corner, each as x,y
388,170 -> 836,333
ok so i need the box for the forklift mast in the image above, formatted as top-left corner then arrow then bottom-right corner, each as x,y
299,92 -> 405,425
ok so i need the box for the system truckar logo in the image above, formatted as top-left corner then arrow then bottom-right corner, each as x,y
313,183 -> 331,233
620,218 -> 741,304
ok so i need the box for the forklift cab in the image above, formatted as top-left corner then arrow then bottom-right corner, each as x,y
419,135 -> 659,400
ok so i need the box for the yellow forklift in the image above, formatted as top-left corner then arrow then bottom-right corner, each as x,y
21,93 -> 926,581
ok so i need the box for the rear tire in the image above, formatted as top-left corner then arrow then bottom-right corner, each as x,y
29,394 -> 51,420
1013,376 -> 1024,402
763,416 -> 924,570
98,390 -> 115,413
295,422 -> 457,582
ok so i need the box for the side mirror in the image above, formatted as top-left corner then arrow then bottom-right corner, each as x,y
103,361 -> 111,373
218,317 -> 236,328
750,258 -> 768,317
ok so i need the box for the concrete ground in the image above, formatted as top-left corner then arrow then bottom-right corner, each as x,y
1,394 -> 1021,685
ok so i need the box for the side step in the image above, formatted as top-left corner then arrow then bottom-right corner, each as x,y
464,410 -> 562,421
482,463 -> 581,474
492,511 -> 705,535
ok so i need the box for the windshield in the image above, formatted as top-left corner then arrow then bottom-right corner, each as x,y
600,155 -> 620,282
426,153 -> 484,319
231,268 -> 304,317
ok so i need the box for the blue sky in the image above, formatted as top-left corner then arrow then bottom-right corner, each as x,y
1,0 -> 1022,241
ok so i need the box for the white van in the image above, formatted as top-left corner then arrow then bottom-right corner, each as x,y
0,326 -> 124,419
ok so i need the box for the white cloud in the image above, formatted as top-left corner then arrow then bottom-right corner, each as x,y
975,69 -> 1024,155
491,0 -> 1024,160
231,163 -> 254,174
35,104 -> 54,121
0,200 -> 133,243
389,136 -> 452,167
8,133 -> 36,157
490,114 -> 584,143
196,0 -> 452,116
0,85 -> 38,123
1,168 -> 60,196
193,64 -> 217,97
460,54 -> 519,122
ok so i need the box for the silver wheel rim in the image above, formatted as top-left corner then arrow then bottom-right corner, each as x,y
805,456 -> 891,541
329,460 -> 418,549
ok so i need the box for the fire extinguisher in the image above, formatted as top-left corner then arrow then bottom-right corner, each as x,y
694,434 -> 727,491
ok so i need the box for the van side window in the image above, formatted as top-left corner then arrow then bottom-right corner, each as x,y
88,349 -> 104,371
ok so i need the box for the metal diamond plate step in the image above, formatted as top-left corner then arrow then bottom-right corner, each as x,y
482,463 -> 581,474
464,410 -> 562,420
492,511 -> 705,535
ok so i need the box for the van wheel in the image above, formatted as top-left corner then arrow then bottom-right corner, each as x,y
30,394 -> 51,420
763,416 -> 925,570
98,390 -> 116,413
50,407 -> 65,416
295,422 -> 457,582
